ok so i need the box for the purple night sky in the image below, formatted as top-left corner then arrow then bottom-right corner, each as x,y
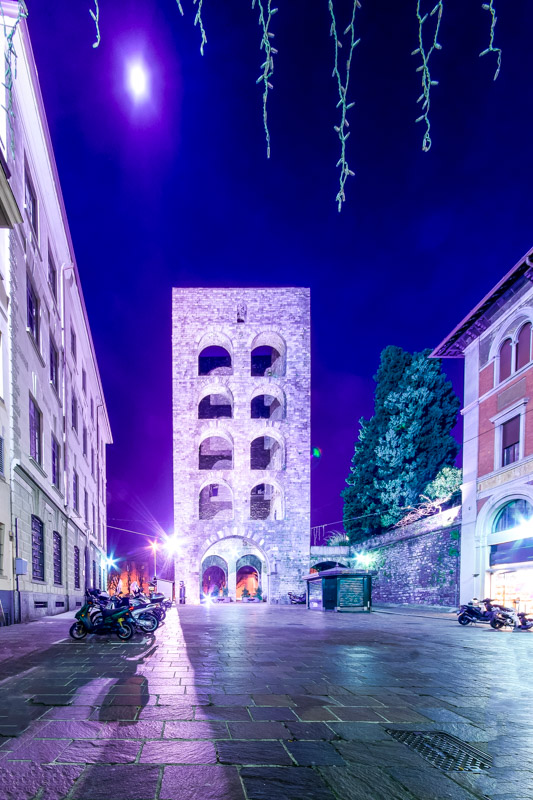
25,1 -> 533,557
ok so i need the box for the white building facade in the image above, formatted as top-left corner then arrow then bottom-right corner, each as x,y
172,288 -> 311,604
0,4 -> 111,622
433,247 -> 533,611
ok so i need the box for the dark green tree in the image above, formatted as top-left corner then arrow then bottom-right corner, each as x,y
342,346 -> 460,540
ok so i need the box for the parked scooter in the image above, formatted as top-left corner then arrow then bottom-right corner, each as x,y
69,593 -> 135,640
457,598 -> 508,626
93,589 -> 160,633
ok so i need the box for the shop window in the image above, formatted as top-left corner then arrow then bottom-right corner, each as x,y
199,483 -> 233,520
199,436 -> 233,470
198,346 -> 232,376
492,498 -> 533,533
502,416 -> 520,467
499,339 -> 512,382
516,323 -> 532,371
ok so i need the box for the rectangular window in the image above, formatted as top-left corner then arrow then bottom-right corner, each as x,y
29,395 -> 42,464
74,545 -> 80,589
31,515 -> 44,580
51,435 -> 60,489
91,447 -> 95,477
50,338 -> 59,392
48,250 -> 57,301
73,469 -> 79,512
90,397 -> 94,421
82,425 -> 87,457
0,436 -> 4,475
72,392 -> 78,433
25,168 -> 37,234
92,559 -> 96,589
84,489 -> 89,525
92,503 -> 95,534
502,415 -> 520,467
70,327 -> 76,362
53,531 -> 62,585
82,368 -> 87,395
98,565 -> 102,590
27,279 -> 39,342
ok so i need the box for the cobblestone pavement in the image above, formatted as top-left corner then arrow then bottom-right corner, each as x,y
0,604 -> 531,800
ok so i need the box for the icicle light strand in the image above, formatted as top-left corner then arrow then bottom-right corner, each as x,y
252,0 -> 278,158
480,1 -> 501,80
89,0 -> 100,49
329,0 -> 360,212
1,1 -> 27,158
413,1 -> 443,152
193,0 -> 207,55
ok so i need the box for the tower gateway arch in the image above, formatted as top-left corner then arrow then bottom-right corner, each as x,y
171,288 -> 310,604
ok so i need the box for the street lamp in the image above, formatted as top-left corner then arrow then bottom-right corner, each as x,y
151,541 -> 158,579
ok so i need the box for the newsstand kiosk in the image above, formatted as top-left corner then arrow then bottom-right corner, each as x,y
304,567 -> 375,612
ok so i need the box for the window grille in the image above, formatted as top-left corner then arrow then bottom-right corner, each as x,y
31,516 -> 44,580
74,545 -> 80,588
53,531 -> 62,585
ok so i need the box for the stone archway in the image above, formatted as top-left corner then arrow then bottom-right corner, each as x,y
200,554 -> 228,598
199,537 -> 270,603
236,553 -> 262,600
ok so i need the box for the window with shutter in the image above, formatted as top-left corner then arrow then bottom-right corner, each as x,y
29,396 -> 41,464
74,545 -> 80,589
0,436 -> 4,475
516,323 -> 532,371
499,339 -> 512,382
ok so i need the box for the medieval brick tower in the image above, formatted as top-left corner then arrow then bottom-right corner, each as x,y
172,288 -> 310,604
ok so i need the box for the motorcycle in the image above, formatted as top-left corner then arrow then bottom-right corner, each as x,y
69,594 -> 135,640
93,590 -> 160,633
457,598 -> 508,626
288,591 -> 306,605
490,608 -> 533,630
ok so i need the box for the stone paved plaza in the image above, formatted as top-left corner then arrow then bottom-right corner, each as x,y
0,605 -> 531,800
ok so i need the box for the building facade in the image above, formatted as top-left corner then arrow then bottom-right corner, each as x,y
172,288 -> 310,604
433,247 -> 533,610
0,5 -> 111,622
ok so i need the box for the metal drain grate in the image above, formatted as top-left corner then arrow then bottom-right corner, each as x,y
385,729 -> 492,772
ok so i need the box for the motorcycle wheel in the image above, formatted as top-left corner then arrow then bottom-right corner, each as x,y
137,613 -> 158,632
116,622 -> 134,640
490,618 -> 504,629
457,613 -> 471,626
69,622 -> 88,640
154,607 -> 165,621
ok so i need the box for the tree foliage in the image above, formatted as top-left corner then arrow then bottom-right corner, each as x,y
342,346 -> 460,542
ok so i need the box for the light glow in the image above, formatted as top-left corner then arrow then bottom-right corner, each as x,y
127,61 -> 149,101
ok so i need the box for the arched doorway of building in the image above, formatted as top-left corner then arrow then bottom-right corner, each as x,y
236,554 -> 262,600
201,554 -> 228,599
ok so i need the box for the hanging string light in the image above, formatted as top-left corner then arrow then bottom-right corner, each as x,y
252,0 -> 278,159
413,1 -> 443,152
479,1 -> 501,80
89,0 -> 100,49
193,0 -> 207,55
1,0 -> 27,158
329,0 -> 360,211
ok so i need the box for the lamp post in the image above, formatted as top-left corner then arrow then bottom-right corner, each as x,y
151,541 -> 157,579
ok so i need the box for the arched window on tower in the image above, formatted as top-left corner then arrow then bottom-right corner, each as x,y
516,323 -> 532,372
199,435 -> 233,470
251,393 -> 284,420
198,390 -> 233,419
198,346 -> 232,376
499,339 -> 512,382
250,435 -> 283,470
199,483 -> 233,520
250,482 -> 283,520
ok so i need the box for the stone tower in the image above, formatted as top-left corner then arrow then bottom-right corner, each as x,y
172,288 -> 310,604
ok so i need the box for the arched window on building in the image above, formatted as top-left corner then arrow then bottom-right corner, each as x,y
516,323 -> 532,372
250,332 -> 286,377
250,482 -> 283,520
199,483 -> 233,520
250,435 -> 283,470
198,389 -> 233,419
250,393 -> 284,420
198,346 -> 232,376
199,435 -> 233,470
499,339 -> 512,382
492,498 -> 533,533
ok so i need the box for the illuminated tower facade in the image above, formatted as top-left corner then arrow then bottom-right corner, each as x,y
172,287 -> 310,604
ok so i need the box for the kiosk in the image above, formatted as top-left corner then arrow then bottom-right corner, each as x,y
304,567 -> 374,612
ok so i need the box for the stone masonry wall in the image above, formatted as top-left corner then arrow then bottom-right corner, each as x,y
172,288 -> 311,604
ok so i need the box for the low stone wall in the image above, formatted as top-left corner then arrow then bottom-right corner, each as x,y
309,506 -> 461,607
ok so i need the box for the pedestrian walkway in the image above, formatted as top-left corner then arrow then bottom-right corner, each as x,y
0,604 -> 531,799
